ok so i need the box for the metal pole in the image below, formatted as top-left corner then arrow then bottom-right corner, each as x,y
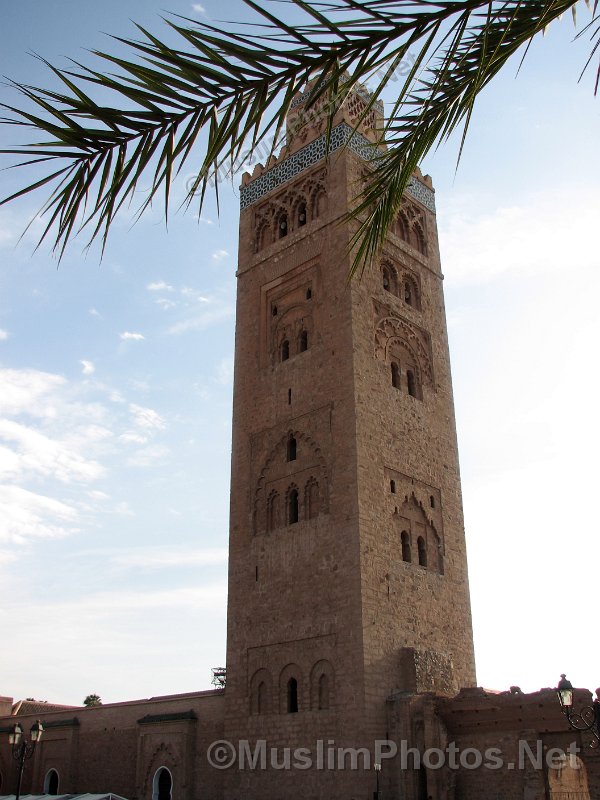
15,742 -> 27,800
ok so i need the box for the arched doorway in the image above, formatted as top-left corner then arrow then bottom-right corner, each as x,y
43,768 -> 59,795
152,766 -> 173,800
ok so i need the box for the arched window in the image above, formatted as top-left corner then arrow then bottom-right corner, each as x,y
401,531 -> 411,563
256,221 -> 272,252
272,304 -> 278,316
288,488 -> 299,524
391,362 -> 400,389
297,202 -> 307,227
278,213 -> 288,238
287,435 -> 297,462
396,212 -> 409,241
257,681 -> 267,714
382,263 -> 398,295
430,495 -> 435,509
383,267 -> 391,292
299,330 -> 308,352
312,189 -> 327,219
411,223 -> 427,255
267,491 -> 280,531
281,339 -> 290,361
305,478 -> 320,520
306,287 -> 312,300
318,674 -> 330,710
390,480 -> 396,494
417,536 -> 427,567
407,369 -> 417,398
403,276 -> 420,309
44,769 -> 59,796
152,767 -> 172,800
287,677 -> 299,713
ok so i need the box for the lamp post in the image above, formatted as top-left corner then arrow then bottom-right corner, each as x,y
373,761 -> 381,800
7,719 -> 44,800
556,674 -> 600,748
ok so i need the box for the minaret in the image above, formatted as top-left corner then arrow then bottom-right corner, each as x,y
223,80 -> 476,799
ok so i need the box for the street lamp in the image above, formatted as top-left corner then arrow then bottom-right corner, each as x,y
6,719 -> 44,800
556,674 -> 600,748
373,761 -> 381,800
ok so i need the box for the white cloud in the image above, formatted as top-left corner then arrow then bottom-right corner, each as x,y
112,547 -> 228,570
128,403 -> 166,431
212,249 -> 229,262
155,297 -> 177,310
167,303 -> 234,335
80,360 -> 95,375
119,431 -> 148,445
191,3 -> 206,13
126,444 -> 169,467
88,490 -> 110,501
0,329 -> 8,341
181,287 -> 210,302
147,281 -> 174,292
120,331 -> 145,341
0,485 -> 78,545
0,418 -> 104,483
0,368 -> 65,417
200,216 -> 214,225
439,188 -> 598,285
89,307 -> 102,318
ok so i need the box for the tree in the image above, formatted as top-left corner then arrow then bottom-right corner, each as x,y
0,0 -> 597,272
83,693 -> 102,707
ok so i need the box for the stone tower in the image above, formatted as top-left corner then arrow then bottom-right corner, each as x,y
223,81 -> 476,799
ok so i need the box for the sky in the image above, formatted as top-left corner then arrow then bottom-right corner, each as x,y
0,1 -> 598,706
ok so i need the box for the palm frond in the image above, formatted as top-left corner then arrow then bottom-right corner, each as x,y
0,0 -> 597,265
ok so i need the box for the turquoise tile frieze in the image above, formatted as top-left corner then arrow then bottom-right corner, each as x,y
240,123 -> 435,213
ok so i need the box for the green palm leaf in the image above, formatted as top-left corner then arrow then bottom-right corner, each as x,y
0,0 -> 597,266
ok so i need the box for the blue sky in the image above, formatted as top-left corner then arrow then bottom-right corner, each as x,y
1,1 -> 598,705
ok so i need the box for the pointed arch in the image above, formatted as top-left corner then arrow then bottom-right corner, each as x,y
267,490 -> 280,532
298,328 -> 309,353
410,220 -> 427,255
374,315 -> 434,388
391,361 -> 400,389
395,210 -> 410,241
417,535 -> 427,567
310,185 -> 327,220
287,484 -> 299,524
305,476 -> 320,519
310,659 -> 335,710
402,273 -> 421,310
143,743 -> 177,797
250,668 -> 273,715
401,531 -> 412,563
255,218 -> 272,252
253,428 -> 329,534
382,261 -> 398,296
44,769 -> 59,795
276,209 -> 289,238
152,767 -> 172,800
279,663 -> 303,714
293,195 -> 309,228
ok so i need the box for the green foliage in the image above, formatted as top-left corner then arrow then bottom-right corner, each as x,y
83,693 -> 102,707
0,0 -> 598,270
